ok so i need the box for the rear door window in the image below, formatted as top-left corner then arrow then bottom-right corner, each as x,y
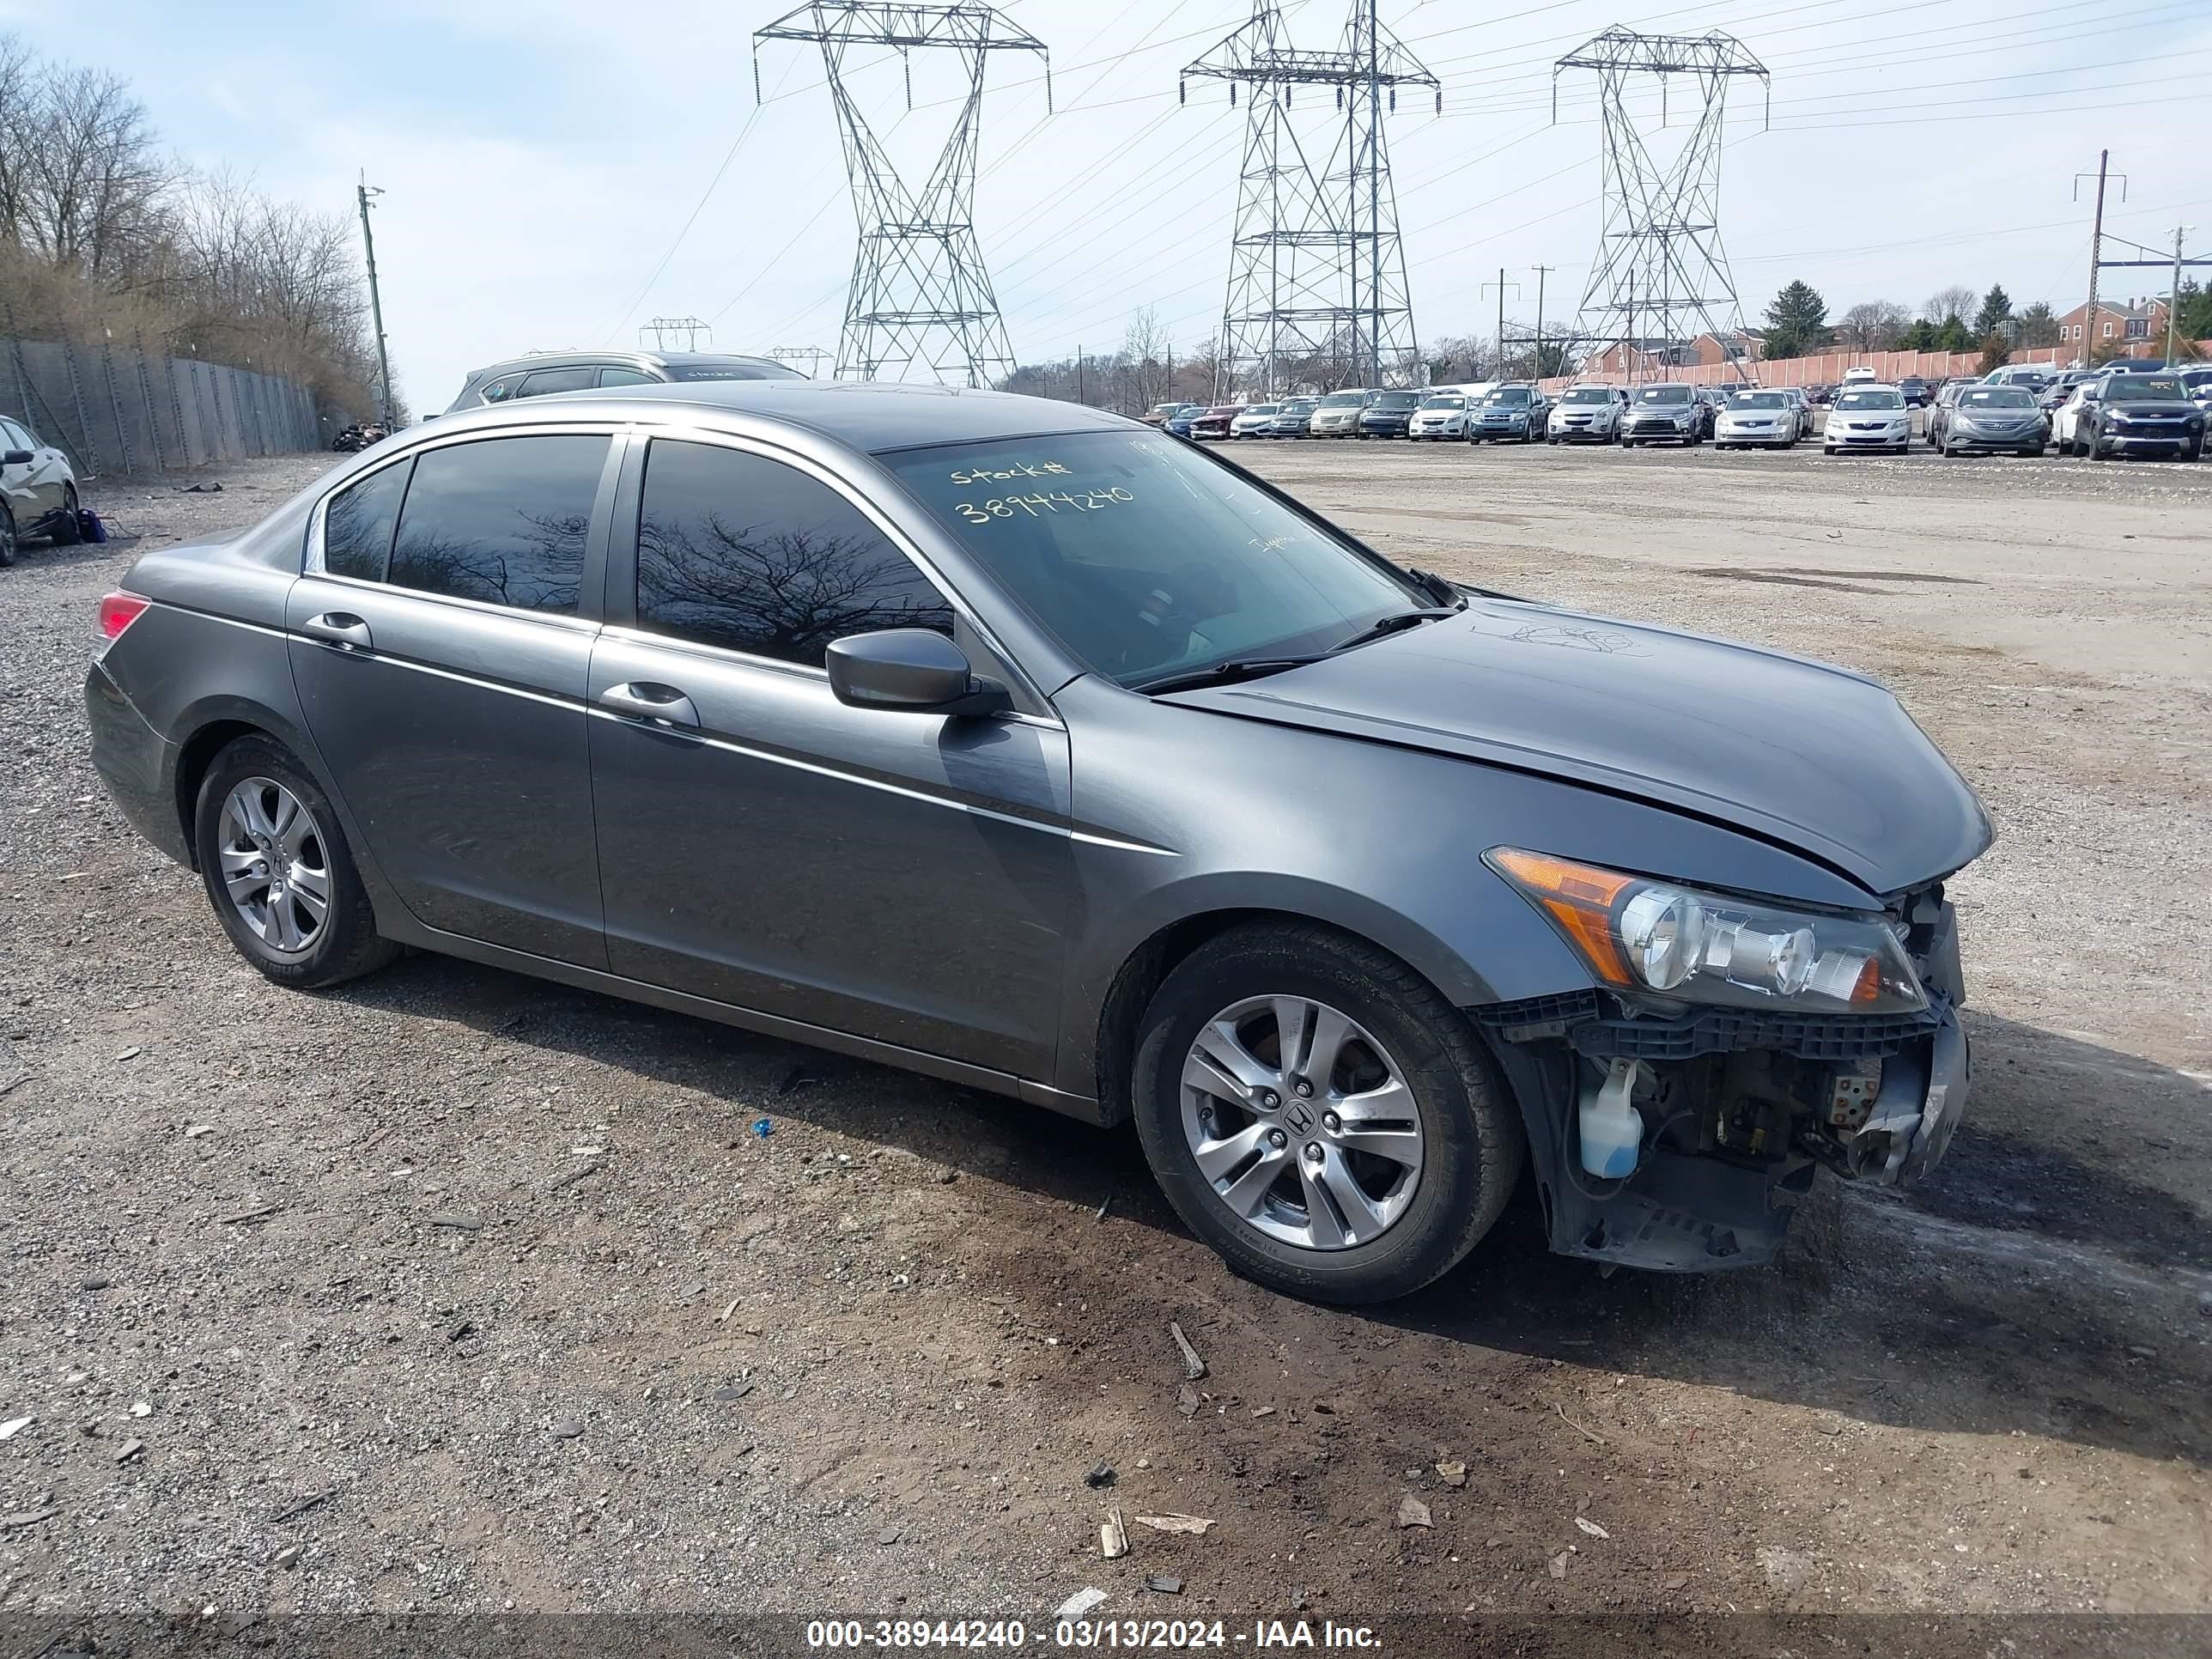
388,435 -> 609,613
515,367 -> 598,399
599,367 -> 658,387
634,439 -> 951,667
322,460 -> 412,582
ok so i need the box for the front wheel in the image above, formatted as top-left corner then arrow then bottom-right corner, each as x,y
0,505 -> 16,568
194,735 -> 399,989
1132,922 -> 1525,1305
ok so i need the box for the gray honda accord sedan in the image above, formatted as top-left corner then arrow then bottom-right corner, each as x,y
85,382 -> 1990,1303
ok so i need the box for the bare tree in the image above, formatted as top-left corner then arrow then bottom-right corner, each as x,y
1837,301 -> 1911,350
8,53 -> 171,277
1119,307 -> 1176,413
1923,285 -> 1978,326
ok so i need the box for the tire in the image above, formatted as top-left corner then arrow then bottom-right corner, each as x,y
50,484 -> 82,545
0,504 -> 16,568
2020,447 -> 2041,458
2188,436 -> 2204,462
193,735 -> 398,989
1823,446 -> 1836,456
1130,921 -> 1526,1305
2091,431 -> 2112,460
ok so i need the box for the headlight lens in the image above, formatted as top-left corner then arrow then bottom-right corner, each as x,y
1486,848 -> 1927,1013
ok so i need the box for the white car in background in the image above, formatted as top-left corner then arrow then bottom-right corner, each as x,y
1822,384 -> 1912,455
2050,380 -> 2103,452
1713,389 -> 1802,449
1407,392 -> 1469,439
1546,385 -> 1629,442
0,410 -> 82,565
1230,403 -> 1282,438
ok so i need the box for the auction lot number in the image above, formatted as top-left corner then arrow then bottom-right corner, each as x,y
806,1620 -> 1235,1649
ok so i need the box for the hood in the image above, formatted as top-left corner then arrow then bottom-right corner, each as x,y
1162,599 -> 1992,897
2106,397 -> 2201,415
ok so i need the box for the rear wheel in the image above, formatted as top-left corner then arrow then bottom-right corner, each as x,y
194,735 -> 398,989
0,505 -> 15,568
1132,922 -> 1525,1305
50,484 -> 82,545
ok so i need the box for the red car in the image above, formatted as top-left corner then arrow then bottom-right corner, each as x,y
1188,404 -> 1240,441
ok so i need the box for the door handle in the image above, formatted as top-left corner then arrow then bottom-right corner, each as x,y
302,612 -> 373,651
599,681 -> 699,728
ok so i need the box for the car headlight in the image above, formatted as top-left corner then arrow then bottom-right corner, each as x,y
1486,848 -> 1927,1013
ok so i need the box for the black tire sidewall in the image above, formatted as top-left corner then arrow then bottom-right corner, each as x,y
0,505 -> 15,568
52,485 -> 82,546
193,737 -> 386,988
1131,926 -> 1523,1304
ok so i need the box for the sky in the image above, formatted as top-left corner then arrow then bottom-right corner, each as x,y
12,0 -> 2209,409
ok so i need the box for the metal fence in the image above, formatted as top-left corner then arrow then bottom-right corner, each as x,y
0,335 -> 324,478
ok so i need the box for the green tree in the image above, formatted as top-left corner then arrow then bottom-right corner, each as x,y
1973,284 -> 2014,337
1761,279 -> 1829,358
1934,314 -> 1974,352
2179,278 -> 2212,343
2014,301 -> 2060,347
1899,318 -> 1938,351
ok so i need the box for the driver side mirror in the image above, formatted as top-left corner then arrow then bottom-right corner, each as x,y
1,449 -> 31,466
827,629 -> 1010,718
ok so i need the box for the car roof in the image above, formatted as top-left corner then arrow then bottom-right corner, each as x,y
463,348 -> 796,380
418,380 -> 1139,455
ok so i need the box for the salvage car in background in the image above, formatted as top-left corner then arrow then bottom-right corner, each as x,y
2069,371 -> 2205,460
1407,392 -> 1470,441
442,349 -> 803,414
1358,390 -> 1426,439
1929,384 -> 2048,456
0,411 -> 82,565
1468,384 -> 1544,444
1546,386 -> 1628,444
1230,404 -> 1282,439
1188,404 -> 1240,441
1621,383 -> 1705,447
1823,385 -> 1912,456
1713,389 -> 1802,449
1309,389 -> 1373,438
1267,398 -> 1320,437
84,380 -> 1990,1302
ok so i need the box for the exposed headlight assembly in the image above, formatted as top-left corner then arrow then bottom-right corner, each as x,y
1486,848 -> 1927,1014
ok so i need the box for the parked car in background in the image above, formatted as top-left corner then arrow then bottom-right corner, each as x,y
1310,389 -> 1373,438
84,379 -> 1992,1302
441,349 -> 803,414
1267,398 -> 1321,437
1823,384 -> 1912,455
2071,371 -> 2205,459
1713,389 -> 1802,449
2039,370 -> 2094,414
1621,383 -> 1705,447
2177,365 -> 2212,420
1842,366 -> 1879,386
1547,385 -> 1629,443
1358,389 -> 1427,439
2050,380 -> 2100,452
1142,402 -> 1188,428
1467,384 -> 1545,443
1896,377 -> 1935,410
1231,404 -> 1283,439
1165,406 -> 1201,439
1930,384 -> 2048,456
1407,392 -> 1470,440
0,411 -> 82,565
1984,365 -> 2051,393
1779,386 -> 1816,438
1804,383 -> 1835,406
1188,404 -> 1241,441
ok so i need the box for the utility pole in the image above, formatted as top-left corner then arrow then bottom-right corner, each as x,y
2169,226 -> 2191,364
1482,268 -> 1521,376
1076,344 -> 1085,406
1365,0 -> 1381,386
356,174 -> 395,426
2073,151 -> 2124,368
1531,264 -> 1556,379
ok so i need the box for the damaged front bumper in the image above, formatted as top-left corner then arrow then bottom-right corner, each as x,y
1474,896 -> 1971,1273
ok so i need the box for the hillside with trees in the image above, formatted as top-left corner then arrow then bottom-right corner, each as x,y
0,32 -> 390,420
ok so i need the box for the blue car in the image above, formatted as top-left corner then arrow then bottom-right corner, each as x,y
1164,404 -> 1200,439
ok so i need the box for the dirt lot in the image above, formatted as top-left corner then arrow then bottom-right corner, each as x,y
0,441 -> 2208,1644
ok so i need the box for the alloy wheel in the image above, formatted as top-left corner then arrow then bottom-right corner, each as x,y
216,777 -> 332,957
1179,994 -> 1424,1251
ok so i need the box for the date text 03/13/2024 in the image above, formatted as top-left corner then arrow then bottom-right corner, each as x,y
802,1620 -> 1383,1650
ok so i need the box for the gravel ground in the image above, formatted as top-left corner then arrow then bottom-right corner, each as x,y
0,442 -> 2207,1638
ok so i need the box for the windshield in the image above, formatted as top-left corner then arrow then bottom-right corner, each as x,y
1373,392 -> 1422,410
1635,386 -> 1692,404
1420,395 -> 1464,409
1319,392 -> 1367,408
1482,388 -> 1531,406
1729,392 -> 1790,409
882,431 -> 1427,690
1960,387 -> 2036,409
2105,375 -> 2185,404
1244,405 -> 1279,416
665,361 -> 805,382
1561,388 -> 1613,405
1835,389 -> 1904,410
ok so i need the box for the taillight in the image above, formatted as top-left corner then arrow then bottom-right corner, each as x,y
98,592 -> 149,641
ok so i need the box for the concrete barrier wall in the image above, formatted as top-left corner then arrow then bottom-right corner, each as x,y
0,335 -> 324,477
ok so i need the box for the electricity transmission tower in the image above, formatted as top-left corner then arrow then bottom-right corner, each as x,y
768,344 -> 836,377
755,3 -> 1047,388
1555,28 -> 1767,380
1183,0 -> 1437,394
640,316 -> 714,352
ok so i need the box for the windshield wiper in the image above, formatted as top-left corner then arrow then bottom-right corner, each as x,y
1329,608 -> 1460,653
1131,657 -> 1322,696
